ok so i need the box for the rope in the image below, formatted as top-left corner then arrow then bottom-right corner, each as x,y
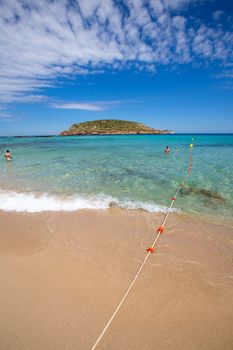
91,250 -> 152,350
91,145 -> 193,350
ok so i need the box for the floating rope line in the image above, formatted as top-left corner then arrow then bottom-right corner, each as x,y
91,143 -> 194,350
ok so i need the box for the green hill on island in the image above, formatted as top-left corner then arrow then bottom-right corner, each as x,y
60,119 -> 174,135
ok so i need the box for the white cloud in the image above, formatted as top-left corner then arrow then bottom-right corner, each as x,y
150,0 -> 164,14
212,10 -> 225,21
53,102 -> 105,111
0,0 -> 232,103
163,0 -> 201,10
52,100 -> 123,111
0,111 -> 17,121
215,70 -> 233,79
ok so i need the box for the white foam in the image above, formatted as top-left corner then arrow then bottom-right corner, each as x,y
0,189 -> 175,213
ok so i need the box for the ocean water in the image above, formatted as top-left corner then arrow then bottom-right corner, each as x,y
0,134 -> 232,221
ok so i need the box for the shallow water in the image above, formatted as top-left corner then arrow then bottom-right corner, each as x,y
0,134 -> 232,220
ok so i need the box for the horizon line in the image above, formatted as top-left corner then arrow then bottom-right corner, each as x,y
0,132 -> 233,138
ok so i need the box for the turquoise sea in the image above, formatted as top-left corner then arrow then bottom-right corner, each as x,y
0,134 -> 232,222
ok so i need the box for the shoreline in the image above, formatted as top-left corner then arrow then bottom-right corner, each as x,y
60,132 -> 175,136
0,185 -> 232,226
0,209 -> 232,349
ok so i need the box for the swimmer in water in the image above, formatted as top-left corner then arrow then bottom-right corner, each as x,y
164,146 -> 170,154
5,150 -> 11,161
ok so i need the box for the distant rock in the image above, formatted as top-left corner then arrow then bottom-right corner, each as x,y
60,119 -> 175,136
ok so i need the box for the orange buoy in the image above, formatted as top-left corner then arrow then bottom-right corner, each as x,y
157,226 -> 164,233
147,247 -> 154,253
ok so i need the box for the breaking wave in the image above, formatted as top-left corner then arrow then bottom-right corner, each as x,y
0,189 -> 175,213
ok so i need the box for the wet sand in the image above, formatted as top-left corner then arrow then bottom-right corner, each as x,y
0,209 -> 233,350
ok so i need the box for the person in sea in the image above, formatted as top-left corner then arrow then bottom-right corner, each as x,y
164,146 -> 170,154
5,150 -> 12,161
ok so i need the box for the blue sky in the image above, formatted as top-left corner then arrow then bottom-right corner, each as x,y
0,0 -> 232,135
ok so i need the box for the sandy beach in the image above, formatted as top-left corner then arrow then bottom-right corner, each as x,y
0,209 -> 232,350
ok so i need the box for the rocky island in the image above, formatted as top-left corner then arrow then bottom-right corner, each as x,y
60,119 -> 174,136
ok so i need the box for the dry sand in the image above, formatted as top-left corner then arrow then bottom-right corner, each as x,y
0,209 -> 232,350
